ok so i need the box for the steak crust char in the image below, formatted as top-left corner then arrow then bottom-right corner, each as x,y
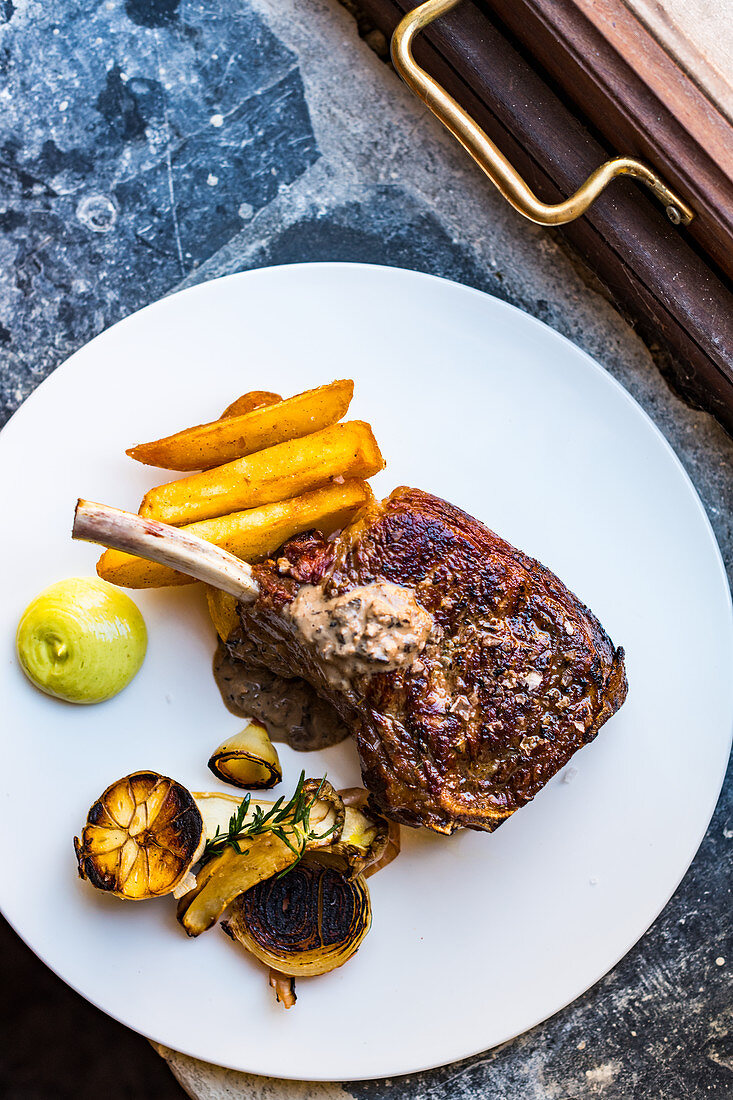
233,488 -> 627,834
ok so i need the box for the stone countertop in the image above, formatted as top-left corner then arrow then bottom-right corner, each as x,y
0,1 -> 731,1097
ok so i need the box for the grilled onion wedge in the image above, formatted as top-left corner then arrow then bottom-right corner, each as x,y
312,788 -> 400,880
74,772 -> 205,901
208,720 -> 282,790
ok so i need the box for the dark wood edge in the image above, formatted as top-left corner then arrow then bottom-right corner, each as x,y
339,0 -> 733,434
480,0 -> 733,279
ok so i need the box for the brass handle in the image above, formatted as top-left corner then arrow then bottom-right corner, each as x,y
391,0 -> 694,227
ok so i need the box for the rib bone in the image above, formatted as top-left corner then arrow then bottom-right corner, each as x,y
72,500 -> 259,603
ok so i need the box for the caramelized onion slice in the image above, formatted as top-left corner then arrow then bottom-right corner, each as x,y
222,859 -> 372,978
192,790 -> 246,841
362,817 -> 401,880
208,720 -> 282,790
191,782 -> 343,849
300,778 -> 345,850
317,787 -> 401,879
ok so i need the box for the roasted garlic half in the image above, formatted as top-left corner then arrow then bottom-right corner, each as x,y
74,772 -> 205,901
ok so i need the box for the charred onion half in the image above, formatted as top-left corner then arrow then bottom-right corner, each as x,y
222,859 -> 372,980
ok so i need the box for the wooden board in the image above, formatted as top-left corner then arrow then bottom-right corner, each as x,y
482,0 -> 733,280
343,0 -> 733,435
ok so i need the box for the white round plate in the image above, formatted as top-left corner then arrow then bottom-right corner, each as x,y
0,263 -> 731,1081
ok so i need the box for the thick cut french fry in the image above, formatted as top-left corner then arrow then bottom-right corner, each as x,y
220,391 -> 281,418
126,380 -> 354,470
206,587 -> 239,641
138,420 -> 384,526
97,479 -> 373,588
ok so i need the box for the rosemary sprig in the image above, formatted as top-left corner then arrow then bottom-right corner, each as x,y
199,771 -> 334,872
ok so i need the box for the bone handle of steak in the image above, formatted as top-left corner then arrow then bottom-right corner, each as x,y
72,500 -> 260,603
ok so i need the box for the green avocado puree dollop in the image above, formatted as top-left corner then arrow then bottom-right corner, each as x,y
16,577 -> 147,704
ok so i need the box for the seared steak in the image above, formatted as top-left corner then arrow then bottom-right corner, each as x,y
231,487 -> 627,834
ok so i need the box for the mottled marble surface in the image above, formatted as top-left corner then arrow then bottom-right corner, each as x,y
0,1 -> 731,1098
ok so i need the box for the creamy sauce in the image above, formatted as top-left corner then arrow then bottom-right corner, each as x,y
213,642 -> 348,751
287,581 -> 433,690
214,580 -> 432,746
